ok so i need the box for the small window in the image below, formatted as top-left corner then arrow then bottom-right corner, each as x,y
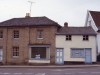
71,48 -> 84,58
66,35 -> 71,40
0,31 -> 3,38
12,47 -> 19,57
13,30 -> 19,38
37,30 -> 43,39
83,35 -> 89,41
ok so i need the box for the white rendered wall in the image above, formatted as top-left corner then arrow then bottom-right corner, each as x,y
85,12 -> 100,53
56,35 -> 96,62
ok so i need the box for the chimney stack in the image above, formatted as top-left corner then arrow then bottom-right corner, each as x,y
25,13 -> 30,18
64,22 -> 68,27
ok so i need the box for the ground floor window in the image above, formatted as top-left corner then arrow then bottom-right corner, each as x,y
31,47 -> 49,59
71,48 -> 84,58
12,47 -> 19,58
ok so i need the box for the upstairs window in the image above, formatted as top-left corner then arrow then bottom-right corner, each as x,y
13,30 -> 19,38
37,30 -> 43,39
0,31 -> 3,38
12,47 -> 19,58
66,35 -> 71,40
83,35 -> 89,41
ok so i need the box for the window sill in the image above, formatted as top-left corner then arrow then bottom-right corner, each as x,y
71,57 -> 84,58
83,40 -> 89,41
30,58 -> 50,60
12,56 -> 19,58
13,38 -> 19,39
29,59 -> 50,63
0,38 -> 3,39
37,38 -> 43,40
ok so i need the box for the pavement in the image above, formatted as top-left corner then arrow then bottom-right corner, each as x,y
0,64 -> 100,68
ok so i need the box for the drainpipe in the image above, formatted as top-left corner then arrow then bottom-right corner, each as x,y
28,27 -> 30,63
5,27 -> 8,64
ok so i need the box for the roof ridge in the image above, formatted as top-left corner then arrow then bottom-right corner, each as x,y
13,16 -> 46,19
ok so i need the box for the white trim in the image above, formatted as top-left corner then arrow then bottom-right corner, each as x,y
29,59 -> 50,63
89,11 -> 98,31
85,10 -> 89,27
29,47 -> 50,60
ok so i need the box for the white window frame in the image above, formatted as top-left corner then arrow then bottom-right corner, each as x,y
83,35 -> 89,41
37,30 -> 43,39
13,30 -> 19,39
12,47 -> 19,58
66,35 -> 71,41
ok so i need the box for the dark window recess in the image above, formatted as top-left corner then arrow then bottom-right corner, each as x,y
37,30 -> 43,39
31,47 -> 46,59
14,30 -> 19,38
66,35 -> 71,40
83,35 -> 89,41
12,47 -> 19,57
0,31 -> 3,38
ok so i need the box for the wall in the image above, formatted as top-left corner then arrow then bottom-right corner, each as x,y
85,12 -> 100,53
0,25 -> 57,64
56,35 -> 96,62
86,12 -> 98,31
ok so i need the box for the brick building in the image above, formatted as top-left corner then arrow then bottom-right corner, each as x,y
0,16 -> 60,64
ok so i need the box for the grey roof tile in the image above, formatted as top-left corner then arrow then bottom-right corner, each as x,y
0,16 -> 60,27
56,27 -> 96,35
89,11 -> 100,30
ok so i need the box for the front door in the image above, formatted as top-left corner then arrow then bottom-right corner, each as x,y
55,48 -> 64,64
85,48 -> 92,63
0,48 -> 3,62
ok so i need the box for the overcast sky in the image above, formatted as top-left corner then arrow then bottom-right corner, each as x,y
0,0 -> 100,26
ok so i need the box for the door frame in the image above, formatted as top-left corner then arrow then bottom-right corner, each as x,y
84,48 -> 92,63
55,48 -> 64,64
0,48 -> 3,62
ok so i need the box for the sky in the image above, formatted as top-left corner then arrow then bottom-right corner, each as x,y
0,0 -> 100,26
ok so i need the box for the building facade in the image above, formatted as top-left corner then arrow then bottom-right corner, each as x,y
0,16 -> 60,64
55,23 -> 96,64
0,15 -> 97,65
85,11 -> 100,54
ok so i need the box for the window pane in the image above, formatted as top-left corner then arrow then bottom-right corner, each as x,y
71,48 -> 84,58
83,35 -> 88,41
14,31 -> 19,38
37,30 -> 43,39
66,35 -> 71,40
12,47 -> 19,57
0,31 -> 3,38
31,47 -> 46,59
59,52 -> 62,57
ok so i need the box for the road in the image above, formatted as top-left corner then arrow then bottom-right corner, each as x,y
0,67 -> 100,75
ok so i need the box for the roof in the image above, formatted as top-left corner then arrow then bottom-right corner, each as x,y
89,11 -> 100,30
56,27 -> 96,35
0,16 -> 60,27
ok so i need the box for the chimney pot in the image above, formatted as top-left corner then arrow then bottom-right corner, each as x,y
25,13 -> 30,18
64,22 -> 68,27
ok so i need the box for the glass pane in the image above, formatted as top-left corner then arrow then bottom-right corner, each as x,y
57,52 -> 59,56
59,52 -> 62,57
59,58 -> 62,62
31,47 -> 46,59
56,58 -> 59,62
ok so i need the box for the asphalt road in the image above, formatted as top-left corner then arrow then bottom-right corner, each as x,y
0,67 -> 100,75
